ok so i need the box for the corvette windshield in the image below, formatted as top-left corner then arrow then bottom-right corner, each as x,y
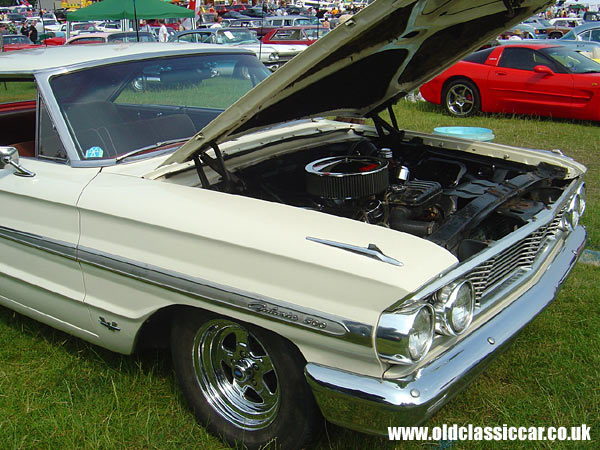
50,53 -> 269,161
540,47 -> 600,73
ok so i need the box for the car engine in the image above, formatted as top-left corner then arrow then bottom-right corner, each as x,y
226,136 -> 567,261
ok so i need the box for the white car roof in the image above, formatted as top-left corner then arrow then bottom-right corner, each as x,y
0,42 -> 255,76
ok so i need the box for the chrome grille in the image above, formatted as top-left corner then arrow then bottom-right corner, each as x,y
467,207 -> 566,302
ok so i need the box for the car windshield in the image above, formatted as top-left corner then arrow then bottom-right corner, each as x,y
305,28 -> 328,39
107,33 -> 155,43
5,35 -> 30,44
216,30 -> 258,44
540,46 -> 600,73
532,18 -> 551,27
50,53 -> 270,161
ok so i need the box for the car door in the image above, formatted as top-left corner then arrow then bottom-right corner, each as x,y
0,86 -> 100,343
487,47 -> 574,117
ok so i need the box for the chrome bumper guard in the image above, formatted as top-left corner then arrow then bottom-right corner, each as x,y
305,226 -> 586,436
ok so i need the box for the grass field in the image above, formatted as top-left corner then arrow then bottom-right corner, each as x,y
0,102 -> 598,449
0,81 -> 36,103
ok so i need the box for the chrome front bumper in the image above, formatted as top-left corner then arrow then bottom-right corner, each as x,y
305,226 -> 586,436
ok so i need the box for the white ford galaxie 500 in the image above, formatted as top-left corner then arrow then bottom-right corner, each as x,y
0,0 -> 587,449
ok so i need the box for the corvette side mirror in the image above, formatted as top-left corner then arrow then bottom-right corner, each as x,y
534,65 -> 554,75
0,146 -> 35,177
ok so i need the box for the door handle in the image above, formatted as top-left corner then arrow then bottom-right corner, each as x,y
495,71 -> 508,76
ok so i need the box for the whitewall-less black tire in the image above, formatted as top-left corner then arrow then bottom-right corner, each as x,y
171,310 -> 323,449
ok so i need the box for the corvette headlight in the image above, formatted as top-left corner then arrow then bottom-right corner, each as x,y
376,304 -> 435,364
434,280 -> 475,336
268,52 -> 279,61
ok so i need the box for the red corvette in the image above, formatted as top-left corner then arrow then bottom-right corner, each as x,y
420,44 -> 600,121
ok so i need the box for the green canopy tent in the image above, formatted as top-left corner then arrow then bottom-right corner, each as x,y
66,0 -> 194,41
67,0 -> 194,21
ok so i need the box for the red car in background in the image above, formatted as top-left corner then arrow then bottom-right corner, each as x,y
262,26 -> 329,46
147,18 -> 181,30
420,44 -> 600,122
0,34 -> 40,52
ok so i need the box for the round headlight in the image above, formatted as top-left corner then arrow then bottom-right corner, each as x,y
268,52 -> 279,61
577,183 -> 586,216
408,306 -> 435,361
434,280 -> 475,336
567,195 -> 581,228
376,304 -> 435,364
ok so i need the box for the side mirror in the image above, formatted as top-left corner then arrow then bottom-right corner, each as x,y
0,146 -> 19,169
0,146 -> 35,177
534,65 -> 554,75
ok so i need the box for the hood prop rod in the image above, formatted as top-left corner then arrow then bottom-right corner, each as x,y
370,112 -> 405,143
194,143 -> 241,193
387,105 -> 399,131
193,154 -> 211,189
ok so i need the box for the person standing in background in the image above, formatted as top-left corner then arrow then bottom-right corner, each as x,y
210,15 -> 223,28
158,19 -> 168,42
139,19 -> 151,32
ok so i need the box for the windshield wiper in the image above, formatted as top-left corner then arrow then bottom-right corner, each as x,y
115,138 -> 190,163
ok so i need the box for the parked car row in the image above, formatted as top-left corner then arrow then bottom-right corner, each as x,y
168,28 -> 306,71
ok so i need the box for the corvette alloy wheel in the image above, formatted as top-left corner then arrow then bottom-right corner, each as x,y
444,79 -> 480,117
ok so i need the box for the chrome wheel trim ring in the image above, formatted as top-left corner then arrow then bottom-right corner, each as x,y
447,84 -> 475,116
192,319 -> 280,430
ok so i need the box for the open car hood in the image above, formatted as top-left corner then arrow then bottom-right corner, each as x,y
162,0 -> 551,166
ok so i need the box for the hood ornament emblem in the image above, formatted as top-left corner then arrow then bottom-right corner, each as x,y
306,237 -> 403,267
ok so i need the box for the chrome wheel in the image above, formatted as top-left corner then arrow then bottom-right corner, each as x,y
192,319 -> 280,430
446,83 -> 476,116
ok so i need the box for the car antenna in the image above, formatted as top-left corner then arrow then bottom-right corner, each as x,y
133,0 -> 140,42
259,3 -> 264,58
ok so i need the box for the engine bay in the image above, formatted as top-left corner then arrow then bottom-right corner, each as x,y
202,135 -> 568,261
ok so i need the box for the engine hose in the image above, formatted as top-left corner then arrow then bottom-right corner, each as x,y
389,207 -> 437,238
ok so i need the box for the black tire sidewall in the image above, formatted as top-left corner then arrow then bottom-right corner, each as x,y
171,310 -> 323,450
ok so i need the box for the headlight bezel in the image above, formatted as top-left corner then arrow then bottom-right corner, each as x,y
433,279 -> 475,336
376,303 -> 435,365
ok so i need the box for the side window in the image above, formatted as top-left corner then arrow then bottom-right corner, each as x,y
591,29 -> 600,42
0,80 -> 36,157
532,51 -> 559,71
498,47 -> 535,71
37,98 -> 68,162
179,33 -> 197,43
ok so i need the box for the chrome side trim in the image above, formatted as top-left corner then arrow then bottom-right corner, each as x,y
0,225 -> 371,343
306,237 -> 403,267
76,245 -> 353,338
0,226 -> 77,260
